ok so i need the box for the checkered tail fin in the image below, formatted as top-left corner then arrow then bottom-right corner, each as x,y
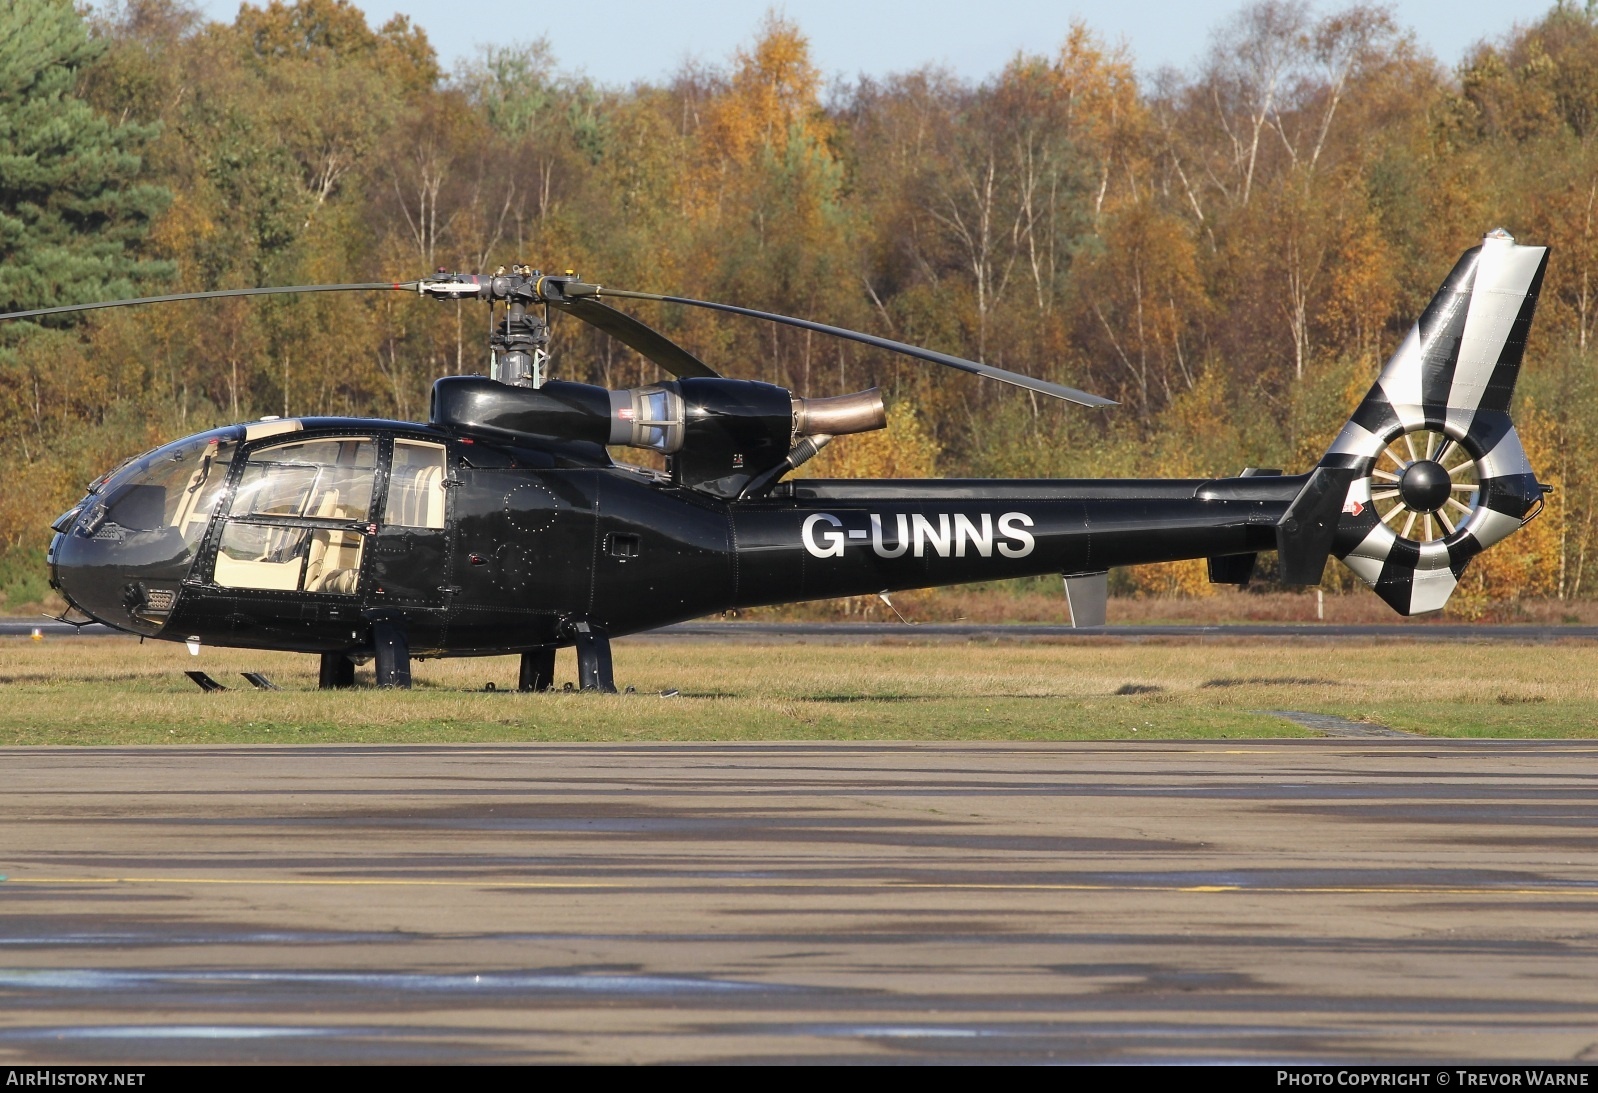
1317,230 -> 1550,615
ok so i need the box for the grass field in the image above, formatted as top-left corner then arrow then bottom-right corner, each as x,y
0,634 -> 1593,744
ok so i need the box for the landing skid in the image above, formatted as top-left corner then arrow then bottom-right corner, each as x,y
184,670 -> 227,692
191,628 -> 623,694
319,652 -> 355,689
241,672 -> 280,691
519,649 -> 556,692
566,621 -> 617,693
185,671 -> 281,692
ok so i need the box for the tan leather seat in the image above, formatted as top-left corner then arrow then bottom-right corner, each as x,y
320,568 -> 359,595
302,490 -> 340,591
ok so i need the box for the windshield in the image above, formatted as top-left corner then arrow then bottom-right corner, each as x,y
94,428 -> 241,553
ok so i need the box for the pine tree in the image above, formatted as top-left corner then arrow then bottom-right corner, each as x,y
0,0 -> 169,318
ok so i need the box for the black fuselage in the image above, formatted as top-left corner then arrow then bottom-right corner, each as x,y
49,417 -> 1303,657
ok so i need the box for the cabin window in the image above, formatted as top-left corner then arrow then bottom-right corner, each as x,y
213,437 -> 374,594
229,437 -> 376,521
384,440 -> 447,529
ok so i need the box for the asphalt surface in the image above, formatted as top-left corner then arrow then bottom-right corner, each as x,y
8,618 -> 1598,642
1,742 -> 1596,1063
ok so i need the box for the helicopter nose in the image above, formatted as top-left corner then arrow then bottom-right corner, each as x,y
48,503 -> 185,637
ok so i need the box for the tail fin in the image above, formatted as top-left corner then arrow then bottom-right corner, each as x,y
1320,229 -> 1550,615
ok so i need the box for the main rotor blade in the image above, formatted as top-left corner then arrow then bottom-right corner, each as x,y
594,287 -> 1116,407
0,282 -> 417,324
546,296 -> 719,379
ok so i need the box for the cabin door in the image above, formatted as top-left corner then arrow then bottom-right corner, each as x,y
366,438 -> 455,638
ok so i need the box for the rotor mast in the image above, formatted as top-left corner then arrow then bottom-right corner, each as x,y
421,266 -> 553,388
488,265 -> 551,388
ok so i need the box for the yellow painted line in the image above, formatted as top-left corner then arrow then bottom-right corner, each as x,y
2,876 -> 1594,898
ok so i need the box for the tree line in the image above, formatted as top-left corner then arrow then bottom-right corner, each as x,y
1,0 -> 1594,611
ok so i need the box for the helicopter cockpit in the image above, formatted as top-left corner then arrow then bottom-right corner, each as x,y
49,425 -> 244,635
50,424 -> 452,637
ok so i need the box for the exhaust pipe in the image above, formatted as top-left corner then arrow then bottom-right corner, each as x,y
792,388 -> 885,438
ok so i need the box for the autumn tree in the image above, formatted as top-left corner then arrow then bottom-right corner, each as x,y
6,0 -> 1598,612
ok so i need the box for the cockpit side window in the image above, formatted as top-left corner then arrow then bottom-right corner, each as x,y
384,440 -> 447,529
213,437 -> 375,595
230,438 -> 376,521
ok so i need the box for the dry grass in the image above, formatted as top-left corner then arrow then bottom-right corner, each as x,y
0,634 -> 1594,744
733,585 -> 1598,625
17,584 -> 1598,628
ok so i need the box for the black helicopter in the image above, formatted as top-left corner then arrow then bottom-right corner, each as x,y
6,230 -> 1549,691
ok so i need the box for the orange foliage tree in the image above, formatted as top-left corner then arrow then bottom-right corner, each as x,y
9,0 -> 1598,616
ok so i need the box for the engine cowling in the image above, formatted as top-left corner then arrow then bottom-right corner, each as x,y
430,375 -> 885,498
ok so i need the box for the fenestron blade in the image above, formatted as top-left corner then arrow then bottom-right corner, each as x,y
591,287 -> 1115,408
0,282 -> 417,323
